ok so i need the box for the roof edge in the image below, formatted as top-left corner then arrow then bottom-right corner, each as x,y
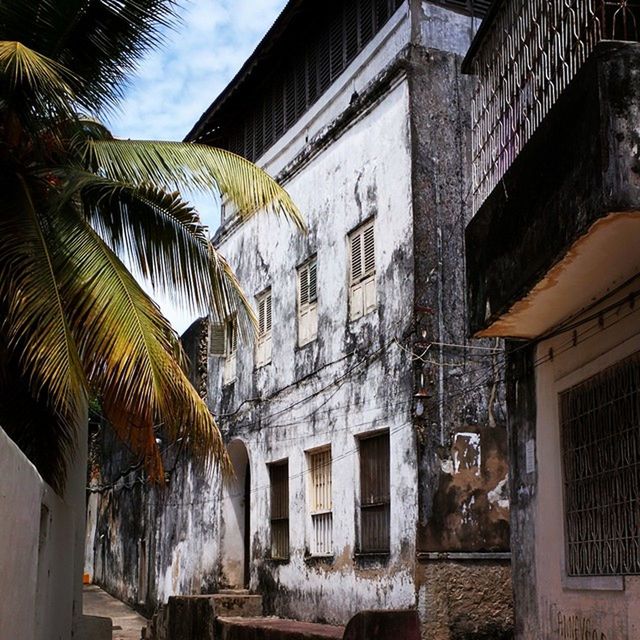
184,0 -> 305,142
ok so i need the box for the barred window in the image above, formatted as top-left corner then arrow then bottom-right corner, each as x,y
308,448 -> 332,556
561,352 -> 640,577
359,431 -> 390,552
269,461 -> 290,560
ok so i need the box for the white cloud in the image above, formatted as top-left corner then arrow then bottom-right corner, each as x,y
107,0 -> 287,333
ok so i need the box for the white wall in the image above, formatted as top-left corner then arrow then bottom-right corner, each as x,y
0,426 -> 78,640
210,72 -> 417,623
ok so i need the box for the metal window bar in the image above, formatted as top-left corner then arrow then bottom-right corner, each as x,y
359,433 -> 391,552
470,0 -> 640,212
309,449 -> 333,555
560,352 -> 640,577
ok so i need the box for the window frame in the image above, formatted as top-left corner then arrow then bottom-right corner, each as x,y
222,315 -> 238,385
348,219 -> 376,322
357,430 -> 390,554
268,459 -> 290,560
306,446 -> 333,557
559,351 -> 640,581
255,288 -> 273,368
297,256 -> 318,347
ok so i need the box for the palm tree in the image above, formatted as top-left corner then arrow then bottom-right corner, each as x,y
0,2 -> 303,492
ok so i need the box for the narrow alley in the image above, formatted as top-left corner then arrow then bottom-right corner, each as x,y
83,585 -> 147,640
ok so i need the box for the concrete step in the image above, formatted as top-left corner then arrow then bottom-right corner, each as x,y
211,594 -> 263,618
216,616 -> 345,640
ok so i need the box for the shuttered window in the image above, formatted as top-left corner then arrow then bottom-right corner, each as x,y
308,448 -> 332,556
222,316 -> 237,384
269,461 -> 290,559
256,289 -> 272,368
298,258 -> 318,346
349,220 -> 376,321
210,323 -> 225,356
212,0 -> 405,162
359,432 -> 390,553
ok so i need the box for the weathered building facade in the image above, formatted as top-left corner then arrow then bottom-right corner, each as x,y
87,1 -> 512,637
464,1 -> 640,638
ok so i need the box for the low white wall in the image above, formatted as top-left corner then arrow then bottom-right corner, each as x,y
0,426 -> 77,640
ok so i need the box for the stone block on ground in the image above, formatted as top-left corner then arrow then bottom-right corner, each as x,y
342,610 -> 420,640
75,614 -> 113,640
216,616 -> 345,640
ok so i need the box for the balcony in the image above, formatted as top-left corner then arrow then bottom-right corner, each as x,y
463,1 -> 640,338
466,0 -> 640,210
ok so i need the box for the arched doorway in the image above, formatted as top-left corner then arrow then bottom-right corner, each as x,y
220,439 -> 250,589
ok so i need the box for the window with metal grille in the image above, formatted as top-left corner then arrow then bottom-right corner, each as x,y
561,352 -> 640,577
359,431 -> 390,552
308,448 -> 333,556
349,220 -> 376,321
269,461 -> 290,559
217,0 -> 404,163
256,289 -> 272,368
298,258 -> 318,347
222,316 -> 237,384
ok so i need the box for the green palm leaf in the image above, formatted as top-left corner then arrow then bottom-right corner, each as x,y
0,175 -> 87,480
0,0 -> 178,113
54,206 -> 230,480
85,139 -> 306,228
60,171 -> 257,333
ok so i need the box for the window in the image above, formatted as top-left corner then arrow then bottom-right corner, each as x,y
349,220 -> 376,321
308,448 -> 332,556
298,258 -> 318,346
222,316 -> 237,384
561,353 -> 640,577
359,431 -> 390,553
269,461 -> 289,559
256,289 -> 272,368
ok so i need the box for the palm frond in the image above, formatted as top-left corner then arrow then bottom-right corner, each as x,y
0,175 -> 87,471
0,0 -> 179,113
54,206 -> 230,480
0,41 -> 78,119
85,139 -> 306,229
59,171 -> 257,333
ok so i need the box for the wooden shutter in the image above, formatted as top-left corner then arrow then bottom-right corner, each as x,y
210,323 -> 225,356
363,223 -> 375,276
270,461 -> 290,559
258,295 -> 267,336
359,432 -> 390,552
351,232 -> 363,284
299,265 -> 310,307
266,292 -> 272,333
309,261 -> 317,302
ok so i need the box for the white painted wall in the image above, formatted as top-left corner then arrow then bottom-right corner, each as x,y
0,426 -> 78,640
210,72 -> 417,623
532,282 -> 640,639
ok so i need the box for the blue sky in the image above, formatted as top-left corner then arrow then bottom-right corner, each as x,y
108,0 -> 288,332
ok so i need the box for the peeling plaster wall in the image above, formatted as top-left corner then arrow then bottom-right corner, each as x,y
210,74 -> 417,624
86,321 -> 222,616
